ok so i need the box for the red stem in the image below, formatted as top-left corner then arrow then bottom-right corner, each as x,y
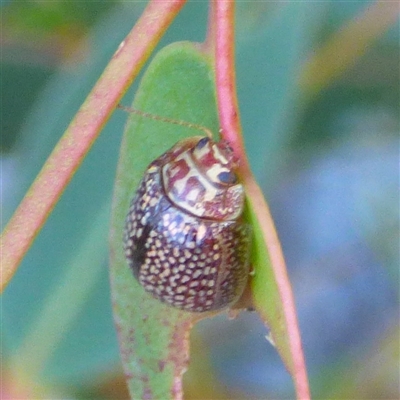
214,1 -> 310,399
0,0 -> 186,293
214,0 -> 249,176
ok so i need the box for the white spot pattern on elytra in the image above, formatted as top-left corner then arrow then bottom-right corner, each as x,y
123,142 -> 250,312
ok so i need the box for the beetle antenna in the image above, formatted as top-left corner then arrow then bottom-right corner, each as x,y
117,104 -> 213,139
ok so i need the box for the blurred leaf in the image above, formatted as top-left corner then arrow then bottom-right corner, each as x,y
2,1 -> 119,67
10,201 -> 111,393
310,325 -> 399,399
3,1 -> 114,38
236,2 -> 326,185
110,42 -> 219,398
2,4 -> 144,386
0,63 -> 52,152
300,1 -> 400,98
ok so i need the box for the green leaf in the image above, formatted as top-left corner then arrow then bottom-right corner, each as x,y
109,42 -> 219,399
245,201 -> 297,375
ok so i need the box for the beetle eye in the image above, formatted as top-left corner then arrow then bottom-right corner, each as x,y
196,137 -> 210,149
217,171 -> 237,185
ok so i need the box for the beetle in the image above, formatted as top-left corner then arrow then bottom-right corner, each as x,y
123,132 -> 251,312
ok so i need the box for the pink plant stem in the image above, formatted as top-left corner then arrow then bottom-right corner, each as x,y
0,0 -> 186,293
214,1 -> 248,171
214,1 -> 310,399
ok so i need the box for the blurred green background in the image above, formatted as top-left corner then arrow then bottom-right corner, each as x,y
1,1 -> 398,399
